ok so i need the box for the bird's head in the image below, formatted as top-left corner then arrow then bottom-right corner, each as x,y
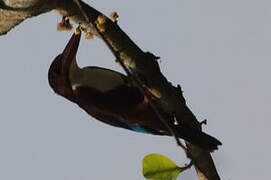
48,32 -> 81,102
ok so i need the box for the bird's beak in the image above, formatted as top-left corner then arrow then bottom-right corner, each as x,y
61,32 -> 81,74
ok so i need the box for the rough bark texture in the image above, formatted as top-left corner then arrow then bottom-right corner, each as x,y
0,0 -> 221,179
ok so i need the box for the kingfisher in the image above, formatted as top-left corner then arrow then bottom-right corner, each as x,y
48,32 -> 222,151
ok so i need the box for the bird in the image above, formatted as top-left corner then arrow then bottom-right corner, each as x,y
48,32 -> 222,151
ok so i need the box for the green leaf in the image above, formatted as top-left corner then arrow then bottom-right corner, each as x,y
142,154 -> 182,180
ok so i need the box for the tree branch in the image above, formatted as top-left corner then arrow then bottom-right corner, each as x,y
0,0 -> 221,179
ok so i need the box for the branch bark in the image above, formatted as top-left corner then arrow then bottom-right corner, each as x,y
0,0 -> 221,179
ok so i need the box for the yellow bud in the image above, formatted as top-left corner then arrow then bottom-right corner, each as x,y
57,19 -> 72,31
85,32 -> 94,39
97,15 -> 107,25
109,12 -> 119,22
97,24 -> 106,33
74,26 -> 81,35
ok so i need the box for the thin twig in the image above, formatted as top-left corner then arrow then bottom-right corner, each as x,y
72,1 -> 188,152
117,54 -> 187,152
73,0 -> 90,23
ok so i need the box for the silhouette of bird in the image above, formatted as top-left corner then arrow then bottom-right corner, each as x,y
48,32 -> 222,151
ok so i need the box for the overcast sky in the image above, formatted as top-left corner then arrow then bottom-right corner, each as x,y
1,0 -> 271,179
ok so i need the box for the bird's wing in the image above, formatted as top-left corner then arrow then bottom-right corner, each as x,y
73,85 -> 167,135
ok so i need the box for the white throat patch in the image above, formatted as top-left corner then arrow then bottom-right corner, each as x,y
69,61 -> 125,92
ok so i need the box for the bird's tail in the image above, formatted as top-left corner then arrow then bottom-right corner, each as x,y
178,126 -> 222,152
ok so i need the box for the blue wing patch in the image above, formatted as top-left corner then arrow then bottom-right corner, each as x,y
130,125 -> 152,134
93,113 -> 163,135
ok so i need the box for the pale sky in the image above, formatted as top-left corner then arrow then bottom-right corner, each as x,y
1,0 -> 271,179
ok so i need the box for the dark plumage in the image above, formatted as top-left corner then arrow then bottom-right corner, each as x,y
48,32 -> 222,151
